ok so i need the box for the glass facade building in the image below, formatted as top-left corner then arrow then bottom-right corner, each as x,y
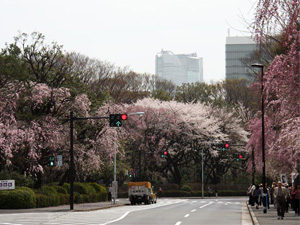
155,50 -> 203,86
226,37 -> 258,81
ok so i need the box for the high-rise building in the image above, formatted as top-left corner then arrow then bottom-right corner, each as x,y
155,50 -> 203,86
225,36 -> 258,81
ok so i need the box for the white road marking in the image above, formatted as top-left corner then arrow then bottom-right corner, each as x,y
191,209 -> 197,212
184,214 -> 190,217
99,211 -> 131,225
175,222 -> 182,225
218,201 -> 223,204
199,201 -> 214,209
99,199 -> 187,225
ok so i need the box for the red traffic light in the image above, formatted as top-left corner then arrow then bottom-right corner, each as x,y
239,154 -> 243,159
163,151 -> 168,155
121,114 -> 127,120
225,143 -> 230,148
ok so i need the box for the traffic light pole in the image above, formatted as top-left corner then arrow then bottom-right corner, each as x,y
69,112 -> 109,210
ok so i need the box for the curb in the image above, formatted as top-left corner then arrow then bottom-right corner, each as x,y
73,203 -> 127,212
246,202 -> 259,225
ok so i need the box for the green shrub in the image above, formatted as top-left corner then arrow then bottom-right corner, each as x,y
58,193 -> 69,205
0,187 -> 36,209
85,183 -> 96,194
74,182 -> 89,194
162,190 -> 191,197
53,186 -> 68,194
161,183 -> 180,191
34,186 -> 59,206
62,183 -> 70,193
181,185 -> 192,192
74,192 -> 84,204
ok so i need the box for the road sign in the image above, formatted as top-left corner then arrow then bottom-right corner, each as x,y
0,180 -> 15,190
57,155 -> 62,166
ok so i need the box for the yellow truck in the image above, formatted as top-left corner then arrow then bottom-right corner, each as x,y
128,182 -> 157,205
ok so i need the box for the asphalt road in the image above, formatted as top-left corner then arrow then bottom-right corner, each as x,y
0,197 -> 252,225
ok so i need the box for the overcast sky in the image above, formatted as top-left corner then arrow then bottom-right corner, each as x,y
0,0 -> 257,83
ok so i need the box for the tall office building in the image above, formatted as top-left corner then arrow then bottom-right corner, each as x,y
225,36 -> 258,81
155,50 -> 203,86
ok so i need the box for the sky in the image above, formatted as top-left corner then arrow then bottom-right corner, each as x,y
0,0 -> 257,83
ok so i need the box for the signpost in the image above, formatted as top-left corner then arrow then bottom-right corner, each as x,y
57,155 -> 63,166
0,180 -> 15,190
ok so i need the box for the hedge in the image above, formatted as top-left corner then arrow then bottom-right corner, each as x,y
0,183 -> 108,209
0,187 -> 36,209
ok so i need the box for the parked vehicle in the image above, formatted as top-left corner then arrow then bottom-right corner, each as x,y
128,181 -> 157,205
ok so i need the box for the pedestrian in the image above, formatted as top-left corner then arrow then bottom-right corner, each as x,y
208,186 -> 212,198
247,184 -> 255,206
285,183 -> 290,213
258,183 -> 263,206
290,183 -> 296,211
273,181 -> 288,220
265,183 -> 270,209
158,186 -> 163,198
108,184 -> 112,202
214,186 -> 218,199
253,185 -> 261,209
291,183 -> 300,216
270,182 -> 276,205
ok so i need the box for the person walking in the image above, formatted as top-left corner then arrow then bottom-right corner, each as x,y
273,181 -> 288,220
158,186 -> 163,198
208,186 -> 212,198
270,182 -> 276,205
108,184 -> 112,202
253,185 -> 262,209
214,186 -> 218,199
265,183 -> 270,209
291,183 -> 300,216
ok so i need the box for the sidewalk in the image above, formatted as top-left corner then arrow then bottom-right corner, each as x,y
0,198 -> 129,214
247,203 -> 300,225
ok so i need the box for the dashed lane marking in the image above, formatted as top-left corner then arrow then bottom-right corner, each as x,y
175,222 -> 182,225
191,209 -> 197,212
184,214 -> 190,218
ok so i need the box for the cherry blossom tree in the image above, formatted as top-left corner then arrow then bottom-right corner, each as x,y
247,0 -> 300,177
121,98 -> 248,184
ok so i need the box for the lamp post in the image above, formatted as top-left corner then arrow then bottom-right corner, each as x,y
251,63 -> 267,213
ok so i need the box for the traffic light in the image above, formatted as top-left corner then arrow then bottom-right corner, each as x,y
109,114 -> 127,127
49,156 -> 55,167
236,153 -> 244,162
222,142 -> 230,151
129,168 -> 135,177
160,151 -> 168,158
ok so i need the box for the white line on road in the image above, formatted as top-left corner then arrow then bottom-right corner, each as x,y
191,209 -> 197,212
184,214 -> 190,217
175,222 -> 182,225
99,211 -> 131,225
199,201 -> 213,209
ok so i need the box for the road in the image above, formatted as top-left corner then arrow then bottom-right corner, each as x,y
0,197 -> 252,225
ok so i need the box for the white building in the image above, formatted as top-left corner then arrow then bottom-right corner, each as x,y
225,36 -> 258,81
155,50 -> 203,86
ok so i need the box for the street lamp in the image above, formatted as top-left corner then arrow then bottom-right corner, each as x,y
251,63 -> 267,213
